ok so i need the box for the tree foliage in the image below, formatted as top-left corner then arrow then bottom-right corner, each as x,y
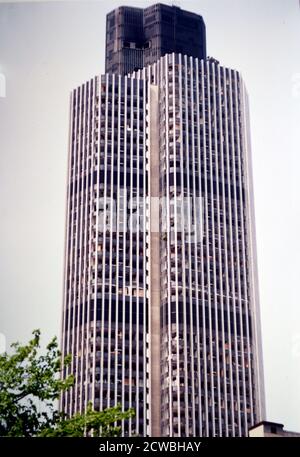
40,403 -> 134,437
0,330 -> 134,437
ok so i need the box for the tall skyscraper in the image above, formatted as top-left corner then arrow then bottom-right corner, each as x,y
61,3 -> 265,437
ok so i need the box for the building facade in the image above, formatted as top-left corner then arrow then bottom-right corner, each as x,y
61,4 -> 265,437
249,421 -> 300,437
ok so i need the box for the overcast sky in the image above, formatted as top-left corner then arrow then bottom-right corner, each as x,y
0,0 -> 299,432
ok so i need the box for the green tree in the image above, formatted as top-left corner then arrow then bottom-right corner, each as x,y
40,403 -> 134,437
0,330 -> 134,437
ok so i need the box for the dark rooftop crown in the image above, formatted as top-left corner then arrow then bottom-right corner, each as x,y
105,3 -> 206,75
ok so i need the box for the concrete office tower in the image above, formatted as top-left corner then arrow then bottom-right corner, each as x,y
61,4 -> 265,438
105,4 -> 206,76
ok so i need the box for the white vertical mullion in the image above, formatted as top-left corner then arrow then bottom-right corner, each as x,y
78,81 -> 86,415
166,54 -> 174,436
92,77 -> 101,411
174,54 -> 182,436
100,75 -> 109,412
194,57 -> 203,436
228,69 -> 242,436
70,87 -> 79,417
226,68 -> 238,436
84,79 -> 92,413
68,89 -> 77,416
145,66 -> 151,436
145,67 -> 150,437
222,67 -> 235,435
135,75 -> 141,435
62,90 -> 74,415
141,68 -> 148,436
217,65 -> 229,436
128,76 -> 134,436
188,56 -> 196,437
210,63 -> 219,434
200,59 -> 209,436
73,85 -> 83,415
80,80 -> 90,414
77,82 -> 86,414
142,68 -> 148,436
211,63 -> 222,436
107,74 -> 115,409
181,54 -> 189,436
121,76 -> 128,435
206,61 -> 216,436
166,56 -> 171,436
114,74 -> 121,412
239,78 -> 257,430
233,71 -> 247,434
184,54 -> 196,436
